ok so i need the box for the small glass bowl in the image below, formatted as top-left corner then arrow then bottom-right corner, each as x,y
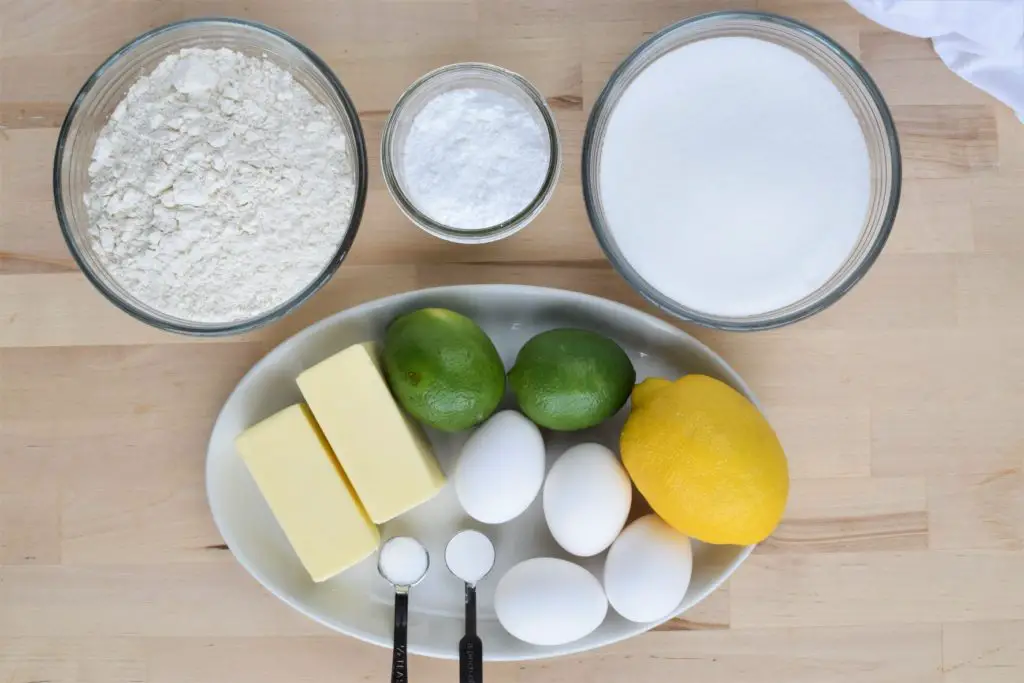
53,18 -> 368,336
582,11 -> 902,331
381,63 -> 562,244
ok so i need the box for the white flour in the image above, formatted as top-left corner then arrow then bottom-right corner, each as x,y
400,88 -> 549,230
86,47 -> 356,323
599,37 -> 871,318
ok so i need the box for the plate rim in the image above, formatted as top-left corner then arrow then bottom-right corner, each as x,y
205,283 -> 757,660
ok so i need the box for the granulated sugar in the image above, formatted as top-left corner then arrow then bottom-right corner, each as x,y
85,47 -> 356,323
400,88 -> 549,230
598,37 -> 871,318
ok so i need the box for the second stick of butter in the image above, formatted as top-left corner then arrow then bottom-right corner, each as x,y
297,342 -> 446,523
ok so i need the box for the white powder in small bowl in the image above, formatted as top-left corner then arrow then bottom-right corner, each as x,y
84,47 -> 357,324
400,87 -> 549,230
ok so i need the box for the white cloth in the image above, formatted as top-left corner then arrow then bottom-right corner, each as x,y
844,0 -> 1024,120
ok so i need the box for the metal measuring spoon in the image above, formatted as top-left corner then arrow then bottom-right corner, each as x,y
378,536 -> 430,683
445,530 -> 496,683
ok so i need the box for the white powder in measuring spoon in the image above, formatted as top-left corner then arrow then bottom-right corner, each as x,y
445,529 -> 495,585
401,88 -> 549,230
379,536 -> 429,587
85,47 -> 356,323
598,37 -> 871,318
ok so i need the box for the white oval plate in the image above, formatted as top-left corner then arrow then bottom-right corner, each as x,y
206,285 -> 755,660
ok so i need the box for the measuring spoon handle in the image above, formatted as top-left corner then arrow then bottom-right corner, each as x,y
391,592 -> 409,683
459,634 -> 483,683
459,583 -> 482,683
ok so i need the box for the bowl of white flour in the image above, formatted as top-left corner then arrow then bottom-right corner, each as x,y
381,63 -> 561,244
583,11 -> 901,330
54,18 -> 368,335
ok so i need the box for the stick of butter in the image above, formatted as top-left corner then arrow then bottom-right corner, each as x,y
235,404 -> 379,582
297,342 -> 446,523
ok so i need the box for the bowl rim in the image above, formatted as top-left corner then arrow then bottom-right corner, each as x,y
205,283 -> 757,661
379,61 -> 563,244
52,16 -> 369,337
581,10 -> 903,331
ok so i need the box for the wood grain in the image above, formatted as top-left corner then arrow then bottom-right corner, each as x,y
761,477 -> 928,554
943,620 -> 1024,683
2,0 -> 1023,680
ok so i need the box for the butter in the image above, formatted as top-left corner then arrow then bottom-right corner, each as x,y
235,404 -> 379,582
297,342 -> 446,523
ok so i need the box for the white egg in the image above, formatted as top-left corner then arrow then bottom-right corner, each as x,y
495,557 -> 608,646
543,443 -> 632,556
603,514 -> 693,623
454,410 -> 545,524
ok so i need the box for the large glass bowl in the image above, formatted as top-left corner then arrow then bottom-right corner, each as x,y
53,18 -> 368,336
582,11 -> 901,331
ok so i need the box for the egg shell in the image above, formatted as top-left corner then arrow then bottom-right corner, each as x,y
603,514 -> 693,623
454,410 -> 546,524
543,443 -> 632,557
494,557 -> 608,646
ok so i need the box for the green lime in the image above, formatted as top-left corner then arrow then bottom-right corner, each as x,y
383,308 -> 505,432
508,328 -> 635,431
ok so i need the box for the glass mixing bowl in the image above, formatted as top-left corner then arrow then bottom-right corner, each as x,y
381,63 -> 562,244
582,11 -> 901,331
53,18 -> 368,336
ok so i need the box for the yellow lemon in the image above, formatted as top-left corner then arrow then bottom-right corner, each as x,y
621,375 -> 788,545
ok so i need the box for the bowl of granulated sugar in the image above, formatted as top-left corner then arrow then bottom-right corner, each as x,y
381,63 -> 562,244
54,18 -> 368,335
583,11 -> 901,330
